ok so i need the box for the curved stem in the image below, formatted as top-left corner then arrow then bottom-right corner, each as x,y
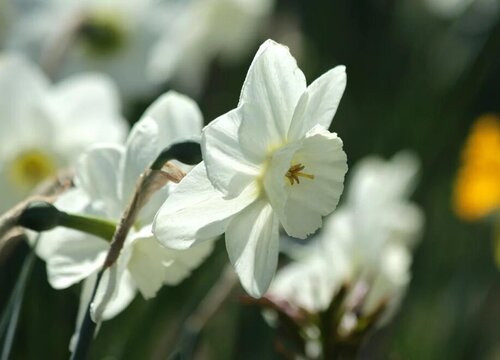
59,212 -> 116,242
0,237 -> 39,360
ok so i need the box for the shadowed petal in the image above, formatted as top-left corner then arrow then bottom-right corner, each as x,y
153,163 -> 259,249
225,199 -> 279,298
202,108 -> 260,198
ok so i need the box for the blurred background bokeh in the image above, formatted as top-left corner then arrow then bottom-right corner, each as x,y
1,0 -> 499,358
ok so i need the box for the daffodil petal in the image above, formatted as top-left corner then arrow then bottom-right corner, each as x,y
129,232 -> 213,298
0,54 -> 51,156
143,91 -> 203,146
288,66 -> 346,141
202,108 -> 260,198
37,189 -> 109,289
281,126 -> 347,239
348,151 -> 420,207
153,163 -> 259,249
362,244 -> 411,323
75,145 -> 123,218
91,263 -> 137,321
225,199 -> 279,298
120,91 -> 203,205
238,39 -> 306,161
35,188 -> 89,256
268,251 -> 340,312
49,73 -> 127,156
43,231 -> 108,289
120,117 -> 160,205
160,240 -> 214,283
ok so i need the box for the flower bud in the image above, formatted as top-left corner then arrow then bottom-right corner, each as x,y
18,201 -> 63,231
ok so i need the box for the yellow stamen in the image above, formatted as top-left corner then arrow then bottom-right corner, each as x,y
285,163 -> 315,185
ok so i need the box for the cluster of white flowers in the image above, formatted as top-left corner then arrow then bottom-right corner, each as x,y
36,91 -> 214,348
5,0 -> 275,97
0,2 -> 426,352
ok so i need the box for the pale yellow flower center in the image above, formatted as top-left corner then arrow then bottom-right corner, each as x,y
285,163 -> 315,185
9,150 -> 57,189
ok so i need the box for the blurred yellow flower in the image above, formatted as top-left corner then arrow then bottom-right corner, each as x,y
453,115 -> 500,221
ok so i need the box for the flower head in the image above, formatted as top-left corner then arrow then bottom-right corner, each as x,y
0,53 -> 126,211
7,0 -> 166,96
36,92 -> 213,327
8,0 -> 275,96
268,151 -> 423,322
148,0 -> 275,92
154,39 -> 348,297
453,115 -> 500,221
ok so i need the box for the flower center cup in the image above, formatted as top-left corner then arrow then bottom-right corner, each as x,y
285,163 -> 315,185
9,150 -> 57,189
79,11 -> 127,56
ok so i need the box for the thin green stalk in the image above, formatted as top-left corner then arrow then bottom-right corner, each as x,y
18,201 -> 116,242
0,238 -> 38,360
70,272 -> 103,360
59,212 -> 116,241
493,216 -> 500,268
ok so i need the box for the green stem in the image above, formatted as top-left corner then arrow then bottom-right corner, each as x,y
59,212 -> 116,242
493,216 -> 500,268
70,271 -> 103,360
0,237 -> 38,360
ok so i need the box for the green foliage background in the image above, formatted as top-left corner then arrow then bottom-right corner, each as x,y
1,0 -> 499,358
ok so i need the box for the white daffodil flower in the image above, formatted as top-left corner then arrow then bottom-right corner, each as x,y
7,0 -> 274,97
154,39 -> 348,298
36,92 -> 213,346
148,0 -> 275,93
267,240 -> 350,312
7,0 -> 177,97
268,151 -> 424,325
0,53 -> 126,212
332,151 -> 423,273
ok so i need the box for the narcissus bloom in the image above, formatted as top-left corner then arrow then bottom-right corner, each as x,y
36,92 -> 213,339
268,152 -> 423,323
148,0 -> 275,92
453,115 -> 500,221
154,40 -> 348,297
7,0 -> 274,96
0,53 -> 126,211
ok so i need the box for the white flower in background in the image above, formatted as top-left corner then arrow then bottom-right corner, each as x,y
423,0 -> 499,18
0,53 -> 126,212
267,241 -> 350,313
36,91 -> 213,348
36,92 -> 212,347
6,0 -> 177,97
148,0 -> 275,93
268,151 -> 424,325
7,0 -> 275,97
154,40 -> 348,298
